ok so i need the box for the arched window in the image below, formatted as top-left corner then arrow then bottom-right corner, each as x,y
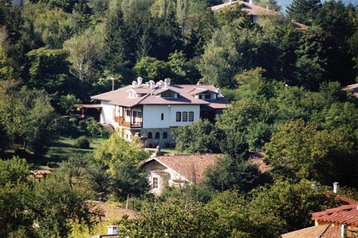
163,132 -> 168,139
155,132 -> 160,139
148,132 -> 152,139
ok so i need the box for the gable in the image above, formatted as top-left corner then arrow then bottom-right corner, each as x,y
141,153 -> 222,184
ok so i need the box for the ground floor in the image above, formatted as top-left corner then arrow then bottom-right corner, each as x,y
121,127 -> 176,148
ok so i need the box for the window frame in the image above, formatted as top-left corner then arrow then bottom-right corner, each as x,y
176,112 -> 181,122
182,111 -> 188,122
152,177 -> 158,189
189,111 -> 194,122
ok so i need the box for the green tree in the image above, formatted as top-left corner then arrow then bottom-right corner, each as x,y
248,179 -> 340,236
0,84 -> 59,156
286,0 -> 322,25
132,56 -> 171,81
118,196 -> 217,237
204,155 -> 265,193
32,173 -> 95,238
173,119 -> 222,153
59,94 -> 81,115
26,47 -> 73,95
93,132 -> 150,174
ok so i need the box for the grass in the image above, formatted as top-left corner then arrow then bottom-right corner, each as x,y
45,136 -> 106,162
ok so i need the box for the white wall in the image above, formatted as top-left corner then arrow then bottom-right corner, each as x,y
100,102 -> 118,127
143,104 -> 200,128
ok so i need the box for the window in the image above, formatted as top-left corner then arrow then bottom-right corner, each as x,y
161,113 -> 164,120
161,91 -> 175,98
148,132 -> 152,139
189,111 -> 194,122
153,177 -> 158,188
176,112 -> 181,122
155,132 -> 160,139
182,112 -> 188,122
163,132 -> 168,139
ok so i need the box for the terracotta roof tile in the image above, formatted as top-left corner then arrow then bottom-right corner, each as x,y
291,21 -> 309,30
312,203 -> 358,226
281,224 -> 333,238
91,84 -> 228,109
142,153 -> 223,183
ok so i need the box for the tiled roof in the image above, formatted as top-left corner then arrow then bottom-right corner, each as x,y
211,1 -> 282,17
91,84 -> 228,109
281,224 -> 337,238
312,203 -> 358,226
142,153 -> 223,183
291,21 -> 309,30
342,83 -> 358,99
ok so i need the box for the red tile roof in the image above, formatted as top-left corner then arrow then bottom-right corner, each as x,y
291,21 -> 309,30
312,203 -> 358,226
281,224 -> 336,238
91,84 -> 228,109
142,153 -> 223,183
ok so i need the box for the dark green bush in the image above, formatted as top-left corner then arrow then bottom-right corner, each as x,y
74,136 -> 90,149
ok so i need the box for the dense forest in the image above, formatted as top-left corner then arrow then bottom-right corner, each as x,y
1,0 -> 358,237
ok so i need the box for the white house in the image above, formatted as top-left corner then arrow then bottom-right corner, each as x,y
210,0 -> 282,23
91,78 -> 229,147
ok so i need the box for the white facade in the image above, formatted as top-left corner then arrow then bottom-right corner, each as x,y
142,104 -> 200,128
91,82 -> 229,147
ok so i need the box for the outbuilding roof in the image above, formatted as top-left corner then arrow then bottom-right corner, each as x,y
141,153 -> 223,184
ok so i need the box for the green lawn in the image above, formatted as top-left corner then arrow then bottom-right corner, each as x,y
45,136 -> 105,163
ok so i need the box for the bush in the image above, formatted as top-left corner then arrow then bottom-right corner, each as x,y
74,136 -> 90,149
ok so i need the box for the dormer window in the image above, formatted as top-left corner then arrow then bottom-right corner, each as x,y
129,91 -> 137,98
199,93 -> 211,99
161,91 -> 176,98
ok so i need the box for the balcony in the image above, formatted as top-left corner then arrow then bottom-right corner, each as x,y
114,116 -> 142,128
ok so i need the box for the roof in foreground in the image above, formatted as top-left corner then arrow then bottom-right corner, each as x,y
312,203 -> 358,226
91,83 -> 229,109
211,1 -> 282,16
141,153 -> 223,183
281,224 -> 340,238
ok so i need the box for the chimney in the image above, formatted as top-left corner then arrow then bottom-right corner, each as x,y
333,182 -> 339,193
107,225 -> 118,235
249,0 -> 253,5
137,77 -> 143,86
132,80 -> 137,88
149,80 -> 155,89
164,78 -> 171,89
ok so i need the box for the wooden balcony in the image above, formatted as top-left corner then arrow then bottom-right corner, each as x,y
114,116 -> 142,128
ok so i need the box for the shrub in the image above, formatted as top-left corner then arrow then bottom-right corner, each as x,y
74,136 -> 90,149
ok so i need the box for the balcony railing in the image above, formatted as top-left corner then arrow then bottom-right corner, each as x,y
114,116 -> 142,128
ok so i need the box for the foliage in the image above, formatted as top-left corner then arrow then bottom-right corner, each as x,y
59,94 -> 81,115
173,119 -> 222,153
74,136 -> 90,149
204,155 -> 268,192
0,82 -> 60,156
93,133 -> 150,174
248,179 -> 340,236
118,196 -> 217,237
132,56 -> 171,81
